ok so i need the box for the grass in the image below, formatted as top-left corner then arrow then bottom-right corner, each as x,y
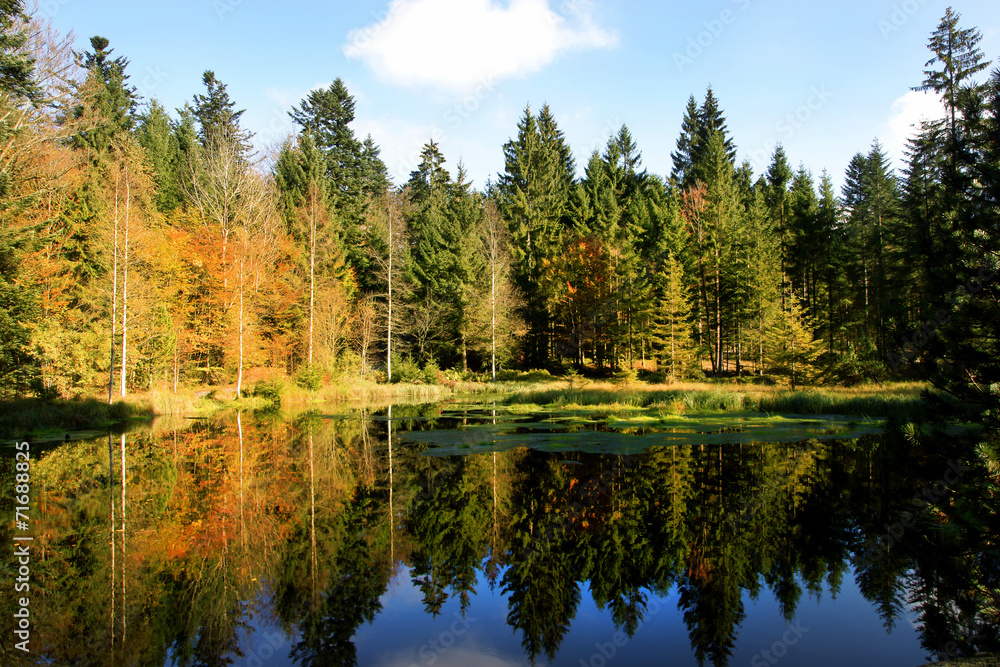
503,380 -> 929,420
0,396 -> 157,440
1,372 -> 931,439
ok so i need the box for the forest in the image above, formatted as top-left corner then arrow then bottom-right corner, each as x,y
0,3 -> 997,428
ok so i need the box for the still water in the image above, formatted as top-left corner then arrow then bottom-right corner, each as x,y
1,400 -> 998,666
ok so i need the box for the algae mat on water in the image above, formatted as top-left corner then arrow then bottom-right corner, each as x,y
397,410 -> 885,456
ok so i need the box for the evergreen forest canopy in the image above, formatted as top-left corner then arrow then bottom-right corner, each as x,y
0,4 -> 998,427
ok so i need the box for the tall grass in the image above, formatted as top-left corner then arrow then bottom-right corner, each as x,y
0,397 -> 156,439
503,381 -> 928,419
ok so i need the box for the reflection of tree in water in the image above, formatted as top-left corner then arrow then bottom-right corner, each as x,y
287,491 -> 392,667
900,436 -> 1000,660
502,455 -> 581,663
409,454 -> 491,616
273,411 -> 397,667
6,410 -> 1000,665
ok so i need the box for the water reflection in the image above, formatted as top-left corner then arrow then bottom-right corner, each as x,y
0,405 -> 998,666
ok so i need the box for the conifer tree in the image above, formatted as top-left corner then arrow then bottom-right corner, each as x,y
914,6 -> 990,144
788,166 -> 818,312
671,95 -> 699,188
192,70 -> 248,148
136,100 -> 183,213
764,145 -> 793,309
0,0 -> 39,103
496,104 -> 574,367
653,252 -> 695,381
766,290 -> 818,388
71,36 -> 137,155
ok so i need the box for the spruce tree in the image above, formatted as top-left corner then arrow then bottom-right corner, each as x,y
289,79 -> 365,207
788,166 -> 818,313
693,86 -> 737,172
653,252 -> 695,381
495,104 -> 574,367
0,0 -> 39,103
71,36 -> 137,155
918,63 -> 1000,428
136,100 -> 183,213
192,69 -> 247,148
914,7 -> 990,144
671,95 -> 699,188
289,79 -> 383,288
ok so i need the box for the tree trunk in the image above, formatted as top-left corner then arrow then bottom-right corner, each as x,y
491,266 -> 496,381
387,206 -> 393,382
308,187 -> 316,367
236,254 -> 244,397
109,167 -> 119,403
120,166 -> 130,398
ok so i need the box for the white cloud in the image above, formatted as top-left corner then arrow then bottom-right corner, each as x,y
884,89 -> 946,164
343,0 -> 618,92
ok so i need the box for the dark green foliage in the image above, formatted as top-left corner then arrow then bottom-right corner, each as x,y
0,236 -> 37,396
670,95 -> 699,187
495,103 -> 575,367
71,36 -> 137,155
914,6 -> 990,141
0,0 -> 39,102
136,100 -> 184,212
287,78 -> 388,290
403,145 -> 485,368
192,69 -> 247,147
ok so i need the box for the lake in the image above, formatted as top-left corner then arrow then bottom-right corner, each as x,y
1,398 -> 997,666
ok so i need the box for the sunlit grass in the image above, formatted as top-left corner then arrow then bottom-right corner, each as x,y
504,380 -> 930,419
0,396 -> 156,439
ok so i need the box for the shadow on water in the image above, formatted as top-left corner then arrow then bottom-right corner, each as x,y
0,399 -> 998,666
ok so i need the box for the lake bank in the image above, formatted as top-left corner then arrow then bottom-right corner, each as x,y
502,380 -> 931,420
0,375 -> 932,439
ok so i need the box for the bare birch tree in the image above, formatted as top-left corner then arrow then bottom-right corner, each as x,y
367,190 -> 406,382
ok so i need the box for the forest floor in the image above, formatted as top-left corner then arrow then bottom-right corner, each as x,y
0,373 -> 932,440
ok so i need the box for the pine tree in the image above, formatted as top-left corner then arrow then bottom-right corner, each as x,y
671,95 -> 699,188
406,140 -> 449,207
136,100 -> 183,213
692,87 -> 737,175
764,145 -> 793,309
841,141 -> 902,359
359,134 -> 390,198
914,7 -> 990,144
495,104 -> 574,367
788,165 -> 818,313
916,52 -> 1000,429
192,70 -> 248,148
445,164 -> 487,371
653,252 -> 695,381
0,0 -> 40,103
289,79 -> 364,208
766,290 -> 818,389
71,36 -> 137,155
289,79 -> 380,288
0,236 -> 38,396
743,186 -> 782,377
815,170 -> 847,359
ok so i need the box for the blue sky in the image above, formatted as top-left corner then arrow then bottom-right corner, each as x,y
43,0 -> 1000,193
